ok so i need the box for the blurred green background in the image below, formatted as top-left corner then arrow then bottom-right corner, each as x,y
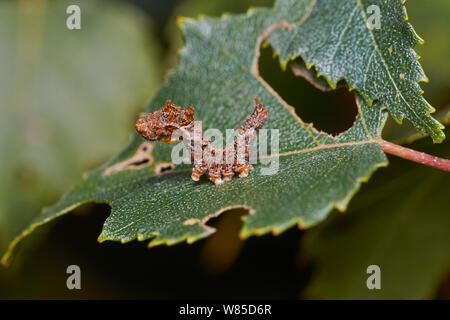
0,0 -> 448,299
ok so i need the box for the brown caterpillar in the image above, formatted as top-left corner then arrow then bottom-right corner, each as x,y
135,98 -> 268,185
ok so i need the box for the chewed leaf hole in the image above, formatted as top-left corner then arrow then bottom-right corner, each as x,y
200,208 -> 249,274
104,142 -> 154,175
258,47 -> 358,136
131,159 -> 151,166
183,205 -> 255,233
155,162 -> 175,175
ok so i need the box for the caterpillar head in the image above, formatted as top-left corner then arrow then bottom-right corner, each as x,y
135,100 -> 195,142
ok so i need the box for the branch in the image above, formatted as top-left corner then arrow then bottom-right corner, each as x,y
379,140 -> 450,172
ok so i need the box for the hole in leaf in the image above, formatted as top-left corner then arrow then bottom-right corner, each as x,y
104,142 -> 154,175
130,158 -> 150,166
258,46 -> 358,136
154,162 -> 175,175
201,208 -> 248,274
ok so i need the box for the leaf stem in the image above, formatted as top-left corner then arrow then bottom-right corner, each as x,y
379,140 -> 450,172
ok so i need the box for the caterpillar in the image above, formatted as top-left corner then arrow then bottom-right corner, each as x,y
135,98 -> 268,185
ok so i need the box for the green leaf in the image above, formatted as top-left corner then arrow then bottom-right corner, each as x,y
386,105 -> 450,145
2,0 -> 440,262
269,0 -> 445,142
0,0 -> 161,262
302,138 -> 450,299
164,0 -> 273,70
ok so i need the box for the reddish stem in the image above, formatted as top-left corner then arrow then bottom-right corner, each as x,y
379,140 -> 450,172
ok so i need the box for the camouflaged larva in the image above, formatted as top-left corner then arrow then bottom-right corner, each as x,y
135,98 -> 268,185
